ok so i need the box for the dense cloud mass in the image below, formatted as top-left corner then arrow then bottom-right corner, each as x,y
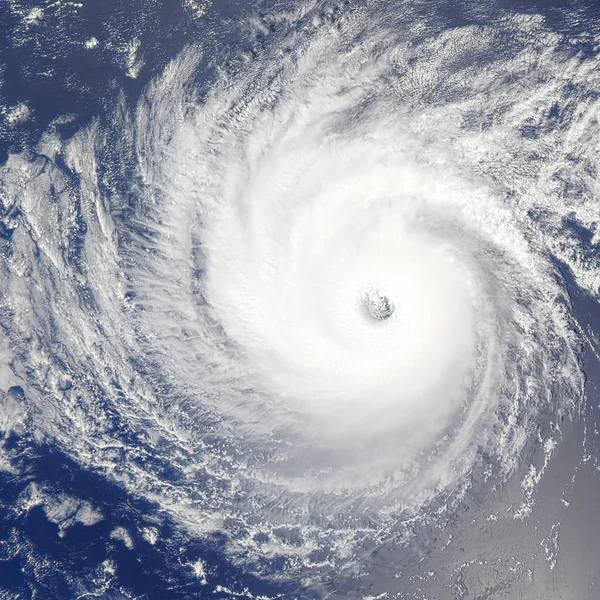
1,1 -> 600,597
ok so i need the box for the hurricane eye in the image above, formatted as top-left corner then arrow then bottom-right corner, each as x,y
364,289 -> 395,321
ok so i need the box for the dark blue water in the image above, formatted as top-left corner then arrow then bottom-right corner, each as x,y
0,432 -> 307,598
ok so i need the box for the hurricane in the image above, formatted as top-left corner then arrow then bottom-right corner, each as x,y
1,0 -> 600,598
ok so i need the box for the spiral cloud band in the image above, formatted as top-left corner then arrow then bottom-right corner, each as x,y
1,0 -> 599,589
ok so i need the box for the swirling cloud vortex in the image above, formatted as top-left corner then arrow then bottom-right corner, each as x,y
2,1 -> 597,580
